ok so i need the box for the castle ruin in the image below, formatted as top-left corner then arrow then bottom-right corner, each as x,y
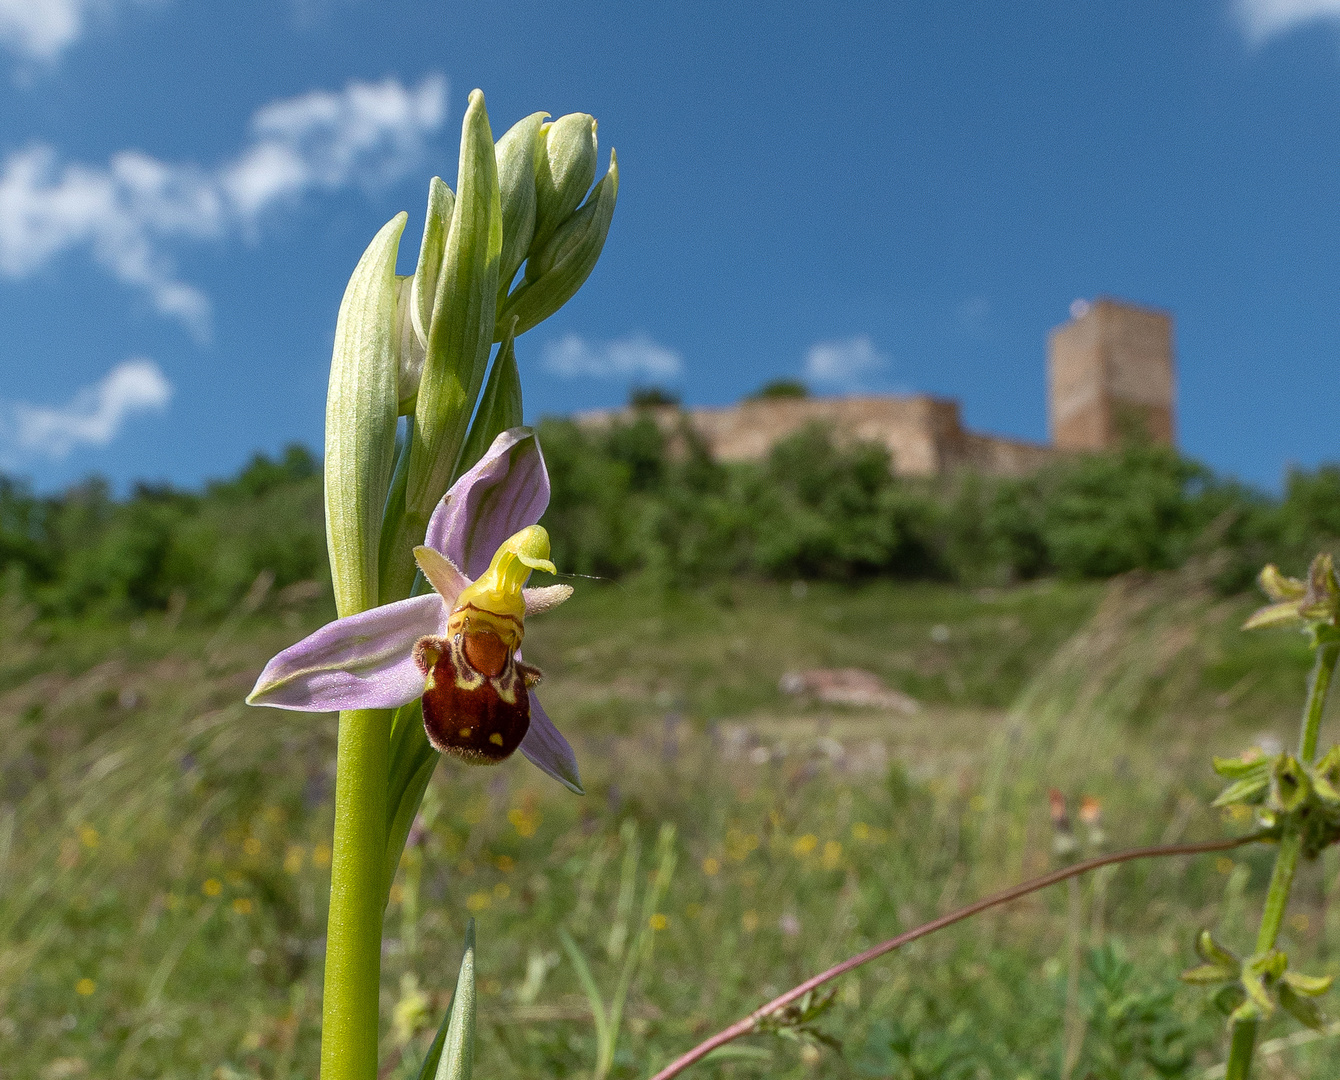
576,298 -> 1175,478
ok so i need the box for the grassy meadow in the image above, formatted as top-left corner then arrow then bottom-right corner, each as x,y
1,564 -> 1338,1079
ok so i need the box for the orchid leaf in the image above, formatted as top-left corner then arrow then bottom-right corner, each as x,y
1212,754 -> 1270,780
437,919 -> 478,1080
415,921 -> 477,1080
326,211 -> 406,617
458,317 -> 523,476
384,697 -> 437,908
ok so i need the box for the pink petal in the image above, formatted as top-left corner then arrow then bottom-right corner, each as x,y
425,428 -> 550,579
519,690 -> 583,794
247,594 -> 446,712
413,546 -> 469,604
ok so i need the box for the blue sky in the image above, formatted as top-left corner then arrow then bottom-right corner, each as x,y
0,1 -> 1339,492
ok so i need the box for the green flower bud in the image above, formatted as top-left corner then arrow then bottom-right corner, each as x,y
1270,754 -> 1311,813
495,112 -> 545,304
393,274 -> 424,416
408,88 -> 502,523
498,151 -> 618,340
411,176 -> 454,350
1313,746 -> 1340,805
529,113 -> 597,259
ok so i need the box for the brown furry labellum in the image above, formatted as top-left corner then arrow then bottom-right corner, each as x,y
413,629 -> 543,763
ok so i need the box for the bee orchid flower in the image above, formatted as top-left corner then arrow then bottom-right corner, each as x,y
247,429 -> 582,793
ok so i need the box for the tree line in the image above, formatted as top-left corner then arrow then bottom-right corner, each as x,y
1,417 -> 1336,618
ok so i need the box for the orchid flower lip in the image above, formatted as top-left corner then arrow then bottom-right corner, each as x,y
245,428 -> 582,793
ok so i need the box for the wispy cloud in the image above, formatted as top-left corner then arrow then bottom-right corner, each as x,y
804,335 -> 888,388
1234,0 -> 1340,43
544,333 -> 684,380
0,74 -> 446,337
7,358 -> 171,459
0,0 -> 151,63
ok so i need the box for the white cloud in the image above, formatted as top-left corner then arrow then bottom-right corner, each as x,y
1235,0 -> 1340,42
804,335 -> 888,387
9,357 -> 171,458
0,74 -> 446,337
0,0 -> 123,62
544,333 -> 684,380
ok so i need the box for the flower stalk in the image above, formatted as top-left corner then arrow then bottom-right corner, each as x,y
248,87 -> 618,1077
322,707 -> 392,1080
1223,634 -> 1340,1080
645,836 -> 1261,1080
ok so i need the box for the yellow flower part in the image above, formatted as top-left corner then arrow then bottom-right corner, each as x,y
75,978 -> 96,996
202,878 -> 222,897
445,525 -> 556,650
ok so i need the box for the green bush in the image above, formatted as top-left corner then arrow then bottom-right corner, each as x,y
0,422 -> 1334,616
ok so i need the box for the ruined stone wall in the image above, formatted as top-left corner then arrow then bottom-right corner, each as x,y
573,296 -> 1175,477
575,394 -> 1054,478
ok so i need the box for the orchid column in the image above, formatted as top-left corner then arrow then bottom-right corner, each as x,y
248,90 -> 618,1080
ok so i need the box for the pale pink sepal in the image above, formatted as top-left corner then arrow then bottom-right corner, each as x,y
519,689 -> 584,794
246,593 -> 445,712
424,428 -> 550,579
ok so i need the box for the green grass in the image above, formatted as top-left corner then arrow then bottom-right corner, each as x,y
0,571 -> 1337,1079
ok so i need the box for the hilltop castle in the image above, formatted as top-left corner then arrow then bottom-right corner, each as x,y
576,298 -> 1175,478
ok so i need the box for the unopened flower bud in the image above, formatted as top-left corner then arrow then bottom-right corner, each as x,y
497,153 -> 618,339
495,112 -> 545,302
410,176 -> 454,350
529,113 -> 597,259
393,274 -> 425,415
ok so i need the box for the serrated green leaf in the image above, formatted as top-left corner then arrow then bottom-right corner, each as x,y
325,211 -> 406,617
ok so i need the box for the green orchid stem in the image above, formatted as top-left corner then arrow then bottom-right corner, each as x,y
1225,637 -> 1339,1080
1299,639 -> 1338,763
322,707 -> 392,1080
1224,1019 -> 1258,1080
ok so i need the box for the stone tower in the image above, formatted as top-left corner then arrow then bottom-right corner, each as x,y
1047,298 -> 1175,451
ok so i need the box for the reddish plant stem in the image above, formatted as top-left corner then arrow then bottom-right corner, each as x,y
647,834 -> 1262,1080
